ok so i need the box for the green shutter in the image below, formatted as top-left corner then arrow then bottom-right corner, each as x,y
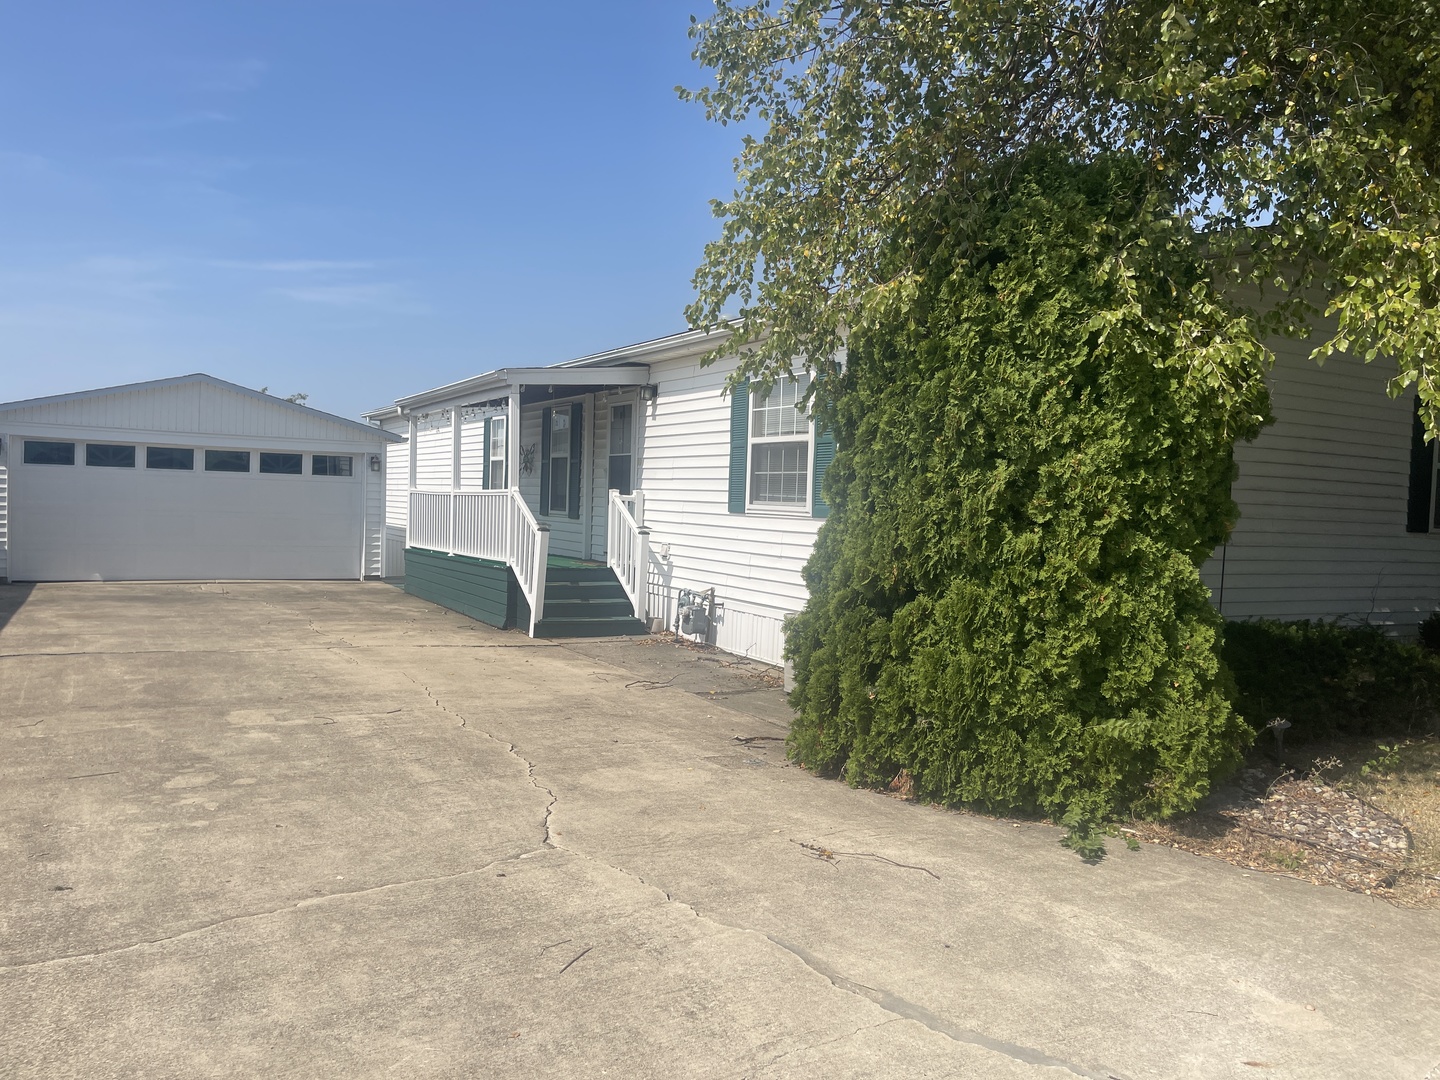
812,425 -> 836,519
1409,394 -> 1435,533
539,407 -> 552,514
482,417 -> 492,489
568,400 -> 583,519
728,381 -> 749,514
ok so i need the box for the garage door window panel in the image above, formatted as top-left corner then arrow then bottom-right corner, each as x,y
85,444 -> 136,468
313,454 -> 353,476
205,450 -> 251,473
260,452 -> 303,475
147,447 -> 195,471
24,440 -> 75,466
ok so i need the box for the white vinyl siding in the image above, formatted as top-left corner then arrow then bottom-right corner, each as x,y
639,352 -> 822,664
1199,332 -> 1440,633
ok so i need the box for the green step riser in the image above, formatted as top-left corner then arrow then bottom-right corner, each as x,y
541,600 -> 635,619
534,618 -> 648,638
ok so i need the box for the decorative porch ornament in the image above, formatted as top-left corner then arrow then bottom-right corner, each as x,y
519,443 -> 536,477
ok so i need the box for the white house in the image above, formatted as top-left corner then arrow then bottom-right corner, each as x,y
0,374 -> 399,583
369,325 -> 1440,666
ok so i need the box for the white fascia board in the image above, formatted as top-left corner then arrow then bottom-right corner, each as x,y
0,419 -> 390,452
394,365 -> 652,414
553,326 -> 736,369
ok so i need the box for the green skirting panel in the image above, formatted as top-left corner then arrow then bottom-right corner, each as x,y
404,547 -> 529,630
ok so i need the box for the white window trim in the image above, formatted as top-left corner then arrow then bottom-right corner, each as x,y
746,376 -> 814,515
487,415 -> 508,490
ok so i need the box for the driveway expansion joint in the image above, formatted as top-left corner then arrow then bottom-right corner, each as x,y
0,854 -> 543,973
760,936 -> 1130,1080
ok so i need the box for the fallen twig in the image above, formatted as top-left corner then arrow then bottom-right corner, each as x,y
557,946 -> 593,974
795,841 -> 940,880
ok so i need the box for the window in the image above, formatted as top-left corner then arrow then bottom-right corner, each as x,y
749,374 -> 811,507
549,407 -> 571,513
312,454 -> 353,476
205,449 -> 251,473
486,417 -> 507,490
85,444 -> 136,468
24,440 -> 75,465
259,452 -> 303,475
608,403 -> 634,496
147,446 -> 194,471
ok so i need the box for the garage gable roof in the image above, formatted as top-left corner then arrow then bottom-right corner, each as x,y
0,373 -> 399,442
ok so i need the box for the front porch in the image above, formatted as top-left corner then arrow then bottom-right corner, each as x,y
403,545 -> 646,638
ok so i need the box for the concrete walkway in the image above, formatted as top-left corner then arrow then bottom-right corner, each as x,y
1,581 -> 1436,1080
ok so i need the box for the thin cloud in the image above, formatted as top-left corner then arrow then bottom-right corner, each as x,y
275,282 -> 428,314
212,259 -> 379,274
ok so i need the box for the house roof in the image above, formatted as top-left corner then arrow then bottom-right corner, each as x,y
365,325 -> 735,418
0,372 -> 400,441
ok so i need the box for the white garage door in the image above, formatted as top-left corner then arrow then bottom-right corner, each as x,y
10,447 -> 364,581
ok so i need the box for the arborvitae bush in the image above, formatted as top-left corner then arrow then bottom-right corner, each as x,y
786,152 -> 1270,844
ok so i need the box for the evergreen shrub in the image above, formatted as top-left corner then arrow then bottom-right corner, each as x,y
785,152 -> 1271,843
1223,619 -> 1440,739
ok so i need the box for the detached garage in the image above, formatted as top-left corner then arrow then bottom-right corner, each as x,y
0,374 -> 399,583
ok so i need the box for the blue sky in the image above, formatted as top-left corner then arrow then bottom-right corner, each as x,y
0,2 -> 739,419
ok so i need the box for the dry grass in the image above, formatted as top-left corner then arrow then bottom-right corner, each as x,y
1342,737 -> 1440,903
1133,736 -> 1440,907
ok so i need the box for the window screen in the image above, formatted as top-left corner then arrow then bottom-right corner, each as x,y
85,444 -> 136,468
312,454 -> 353,476
205,449 -> 251,473
147,446 -> 195,470
549,409 -> 570,513
259,452 -> 303,474
608,403 -> 634,496
24,440 -> 76,465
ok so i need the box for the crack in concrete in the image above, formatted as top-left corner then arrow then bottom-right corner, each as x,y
413,680 -> 556,848
0,853 -> 541,973
415,677 -> 1125,1078
760,936 -> 1130,1080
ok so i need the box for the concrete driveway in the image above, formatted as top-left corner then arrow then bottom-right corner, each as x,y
2,582 -> 1436,1080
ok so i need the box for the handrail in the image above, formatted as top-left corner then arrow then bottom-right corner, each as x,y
408,487 -> 548,636
607,488 -> 649,623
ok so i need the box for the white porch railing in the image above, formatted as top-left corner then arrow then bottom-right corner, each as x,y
408,488 -> 550,636
607,489 -> 649,623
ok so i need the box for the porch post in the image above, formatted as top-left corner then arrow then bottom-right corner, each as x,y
406,413 -> 418,549
451,407 -> 463,491
507,390 -> 521,491
530,523 -> 550,636
632,489 -> 645,527
634,526 -> 650,622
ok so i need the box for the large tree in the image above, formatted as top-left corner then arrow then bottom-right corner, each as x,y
682,0 -> 1440,424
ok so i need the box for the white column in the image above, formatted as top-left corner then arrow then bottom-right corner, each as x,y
451,407 -> 463,491
407,414 -> 418,489
507,390 -> 521,491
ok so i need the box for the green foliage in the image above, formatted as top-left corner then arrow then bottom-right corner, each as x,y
786,151 -> 1266,837
1419,611 -> 1440,652
1222,620 -> 1440,740
682,0 -> 1440,431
